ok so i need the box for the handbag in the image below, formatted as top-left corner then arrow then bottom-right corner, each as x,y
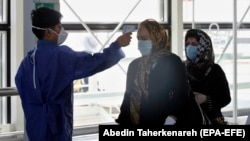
211,116 -> 228,125
196,102 -> 212,125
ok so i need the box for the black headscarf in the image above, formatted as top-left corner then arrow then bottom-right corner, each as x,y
184,29 -> 215,81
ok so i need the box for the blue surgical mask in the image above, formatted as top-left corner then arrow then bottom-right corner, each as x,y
138,40 -> 152,56
186,45 -> 198,60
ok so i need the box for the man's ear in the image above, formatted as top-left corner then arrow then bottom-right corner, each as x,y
44,28 -> 53,38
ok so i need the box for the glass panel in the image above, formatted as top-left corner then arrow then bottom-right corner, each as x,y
183,0 -> 250,23
64,28 -> 167,126
60,0 -> 167,23
0,32 -> 2,126
183,0 -> 250,125
214,29 -> 250,124
0,31 -> 7,126
0,0 -> 7,23
0,0 -> 2,22
0,31 -> 7,87
62,30 -> 139,126
0,0 -> 7,131
0,33 -> 2,86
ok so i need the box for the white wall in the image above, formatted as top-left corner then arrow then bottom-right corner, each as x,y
10,0 -> 24,132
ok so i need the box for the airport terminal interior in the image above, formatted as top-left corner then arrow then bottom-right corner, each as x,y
1,0 -> 250,140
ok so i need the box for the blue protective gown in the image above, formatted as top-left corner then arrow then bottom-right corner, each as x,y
15,39 -> 125,141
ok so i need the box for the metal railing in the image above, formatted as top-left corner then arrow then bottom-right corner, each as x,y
0,87 -> 18,97
0,88 -> 118,140
0,87 -> 250,141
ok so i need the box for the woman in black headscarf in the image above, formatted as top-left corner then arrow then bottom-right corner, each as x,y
184,29 -> 231,125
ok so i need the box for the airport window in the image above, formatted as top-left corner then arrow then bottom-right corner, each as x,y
183,0 -> 250,22
62,31 -> 136,125
58,0 -> 250,127
0,31 -> 7,87
0,0 -> 7,23
60,0 -> 167,23
183,0 -> 250,124
2,1 -> 250,140
0,0 -> 10,128
59,0 -> 170,127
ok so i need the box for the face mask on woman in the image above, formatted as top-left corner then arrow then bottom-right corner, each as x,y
138,40 -> 152,56
186,45 -> 199,60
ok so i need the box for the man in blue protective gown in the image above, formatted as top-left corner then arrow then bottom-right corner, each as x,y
15,7 -> 132,141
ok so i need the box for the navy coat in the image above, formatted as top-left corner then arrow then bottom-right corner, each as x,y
15,39 -> 124,141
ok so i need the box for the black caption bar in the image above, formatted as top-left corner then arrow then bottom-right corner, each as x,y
99,125 -> 250,141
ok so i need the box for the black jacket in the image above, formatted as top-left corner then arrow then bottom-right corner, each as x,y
188,64 -> 231,120
116,53 -> 202,125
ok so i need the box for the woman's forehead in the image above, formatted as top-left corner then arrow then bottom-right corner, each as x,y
137,26 -> 150,38
186,37 -> 198,42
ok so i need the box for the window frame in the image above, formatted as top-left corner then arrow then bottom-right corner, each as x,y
0,0 -> 11,124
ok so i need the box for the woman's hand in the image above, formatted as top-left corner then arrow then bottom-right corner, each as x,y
194,92 -> 207,104
164,115 -> 177,125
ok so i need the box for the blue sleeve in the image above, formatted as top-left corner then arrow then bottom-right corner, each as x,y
72,41 -> 125,79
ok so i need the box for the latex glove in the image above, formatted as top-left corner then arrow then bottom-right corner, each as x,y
194,92 -> 207,104
164,116 -> 176,125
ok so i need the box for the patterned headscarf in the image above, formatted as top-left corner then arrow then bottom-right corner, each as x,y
184,29 -> 215,81
138,19 -> 170,52
130,19 -> 171,124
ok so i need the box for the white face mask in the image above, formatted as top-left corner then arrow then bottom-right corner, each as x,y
49,27 -> 68,45
32,26 -> 68,45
